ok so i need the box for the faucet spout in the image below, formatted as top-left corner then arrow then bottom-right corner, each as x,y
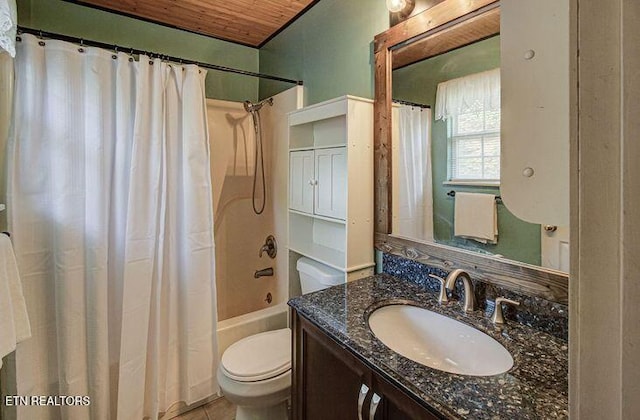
444,269 -> 476,313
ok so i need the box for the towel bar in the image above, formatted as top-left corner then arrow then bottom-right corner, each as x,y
447,190 -> 502,202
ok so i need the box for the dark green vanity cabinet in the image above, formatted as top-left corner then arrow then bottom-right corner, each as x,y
291,309 -> 442,420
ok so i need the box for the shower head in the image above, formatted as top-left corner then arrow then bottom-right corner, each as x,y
243,98 -> 274,114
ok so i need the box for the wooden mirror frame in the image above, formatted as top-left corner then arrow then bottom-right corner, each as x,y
372,0 -> 569,304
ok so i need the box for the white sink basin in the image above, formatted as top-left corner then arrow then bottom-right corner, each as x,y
368,304 -> 513,376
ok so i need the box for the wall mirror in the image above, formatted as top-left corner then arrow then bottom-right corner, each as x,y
373,0 -> 569,303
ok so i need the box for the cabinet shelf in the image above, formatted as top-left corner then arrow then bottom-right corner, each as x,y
288,209 -> 346,225
288,244 -> 345,272
289,143 -> 346,152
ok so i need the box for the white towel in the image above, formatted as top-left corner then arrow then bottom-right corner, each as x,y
0,0 -> 17,57
0,234 -> 31,369
454,192 -> 498,244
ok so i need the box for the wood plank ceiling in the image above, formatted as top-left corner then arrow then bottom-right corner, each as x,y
70,0 -> 318,47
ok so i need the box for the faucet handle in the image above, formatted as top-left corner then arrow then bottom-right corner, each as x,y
259,235 -> 277,259
428,274 -> 449,304
491,297 -> 521,325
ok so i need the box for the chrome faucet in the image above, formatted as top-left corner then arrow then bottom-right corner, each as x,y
444,269 -> 476,313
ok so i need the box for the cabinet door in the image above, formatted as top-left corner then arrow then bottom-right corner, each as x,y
314,147 -> 346,219
372,374 -> 441,420
289,150 -> 315,214
293,310 -> 443,420
293,313 -> 370,420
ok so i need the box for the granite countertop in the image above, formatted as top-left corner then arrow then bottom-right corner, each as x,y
288,274 -> 568,420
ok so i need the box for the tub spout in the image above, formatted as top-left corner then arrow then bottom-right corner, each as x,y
254,267 -> 274,278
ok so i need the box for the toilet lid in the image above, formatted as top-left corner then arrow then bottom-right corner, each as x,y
221,328 -> 291,382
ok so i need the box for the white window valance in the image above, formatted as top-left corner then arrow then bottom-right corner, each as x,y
0,0 -> 17,57
435,68 -> 500,121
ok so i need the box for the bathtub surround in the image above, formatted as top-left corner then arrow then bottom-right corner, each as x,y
5,34 -> 218,419
208,87 -> 302,321
289,274 -> 568,419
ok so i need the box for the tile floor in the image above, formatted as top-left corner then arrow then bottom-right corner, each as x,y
170,397 -> 236,420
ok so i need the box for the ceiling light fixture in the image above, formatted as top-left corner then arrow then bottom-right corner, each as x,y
386,0 -> 406,12
386,0 -> 415,14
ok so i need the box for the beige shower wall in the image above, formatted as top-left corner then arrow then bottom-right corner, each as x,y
207,86 -> 302,321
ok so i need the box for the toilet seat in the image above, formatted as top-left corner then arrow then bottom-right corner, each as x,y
221,328 -> 291,382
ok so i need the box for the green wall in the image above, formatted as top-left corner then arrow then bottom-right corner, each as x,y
12,1 -> 540,264
258,0 -> 389,105
393,36 -> 541,265
17,0 -> 260,101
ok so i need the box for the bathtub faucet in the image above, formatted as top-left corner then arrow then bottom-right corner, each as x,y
259,235 -> 277,259
254,267 -> 274,278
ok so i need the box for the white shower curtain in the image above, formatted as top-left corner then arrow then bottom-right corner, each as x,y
396,105 -> 434,242
7,34 -> 218,419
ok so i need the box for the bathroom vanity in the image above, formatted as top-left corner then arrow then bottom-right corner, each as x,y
288,274 -> 568,419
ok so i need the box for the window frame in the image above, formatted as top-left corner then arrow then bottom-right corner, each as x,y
446,101 -> 501,184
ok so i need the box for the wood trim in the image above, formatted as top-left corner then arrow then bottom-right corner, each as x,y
374,0 -> 499,53
376,233 -> 569,304
374,47 -> 393,234
392,7 -> 500,69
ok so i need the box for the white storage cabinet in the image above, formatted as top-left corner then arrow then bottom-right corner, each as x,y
290,147 -> 346,220
287,96 -> 374,285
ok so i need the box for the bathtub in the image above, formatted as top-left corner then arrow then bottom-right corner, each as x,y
217,302 -> 290,358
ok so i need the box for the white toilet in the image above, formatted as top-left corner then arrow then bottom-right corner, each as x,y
217,257 -> 344,420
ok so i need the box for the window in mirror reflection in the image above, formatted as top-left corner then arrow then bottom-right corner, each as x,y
435,68 -> 501,183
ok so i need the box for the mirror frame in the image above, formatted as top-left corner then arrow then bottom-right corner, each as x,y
373,0 -> 569,304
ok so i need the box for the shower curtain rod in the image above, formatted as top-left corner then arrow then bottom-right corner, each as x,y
392,99 -> 431,109
17,26 -> 304,86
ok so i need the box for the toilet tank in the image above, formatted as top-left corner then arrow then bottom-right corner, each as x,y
296,257 -> 344,294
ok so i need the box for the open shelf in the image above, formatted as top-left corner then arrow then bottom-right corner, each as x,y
289,211 -> 346,270
288,209 -> 346,225
289,143 -> 347,152
289,115 -> 347,149
287,244 -> 345,272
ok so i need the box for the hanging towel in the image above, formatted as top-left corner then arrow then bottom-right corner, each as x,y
0,0 -> 17,57
0,234 -> 31,369
454,192 -> 498,244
